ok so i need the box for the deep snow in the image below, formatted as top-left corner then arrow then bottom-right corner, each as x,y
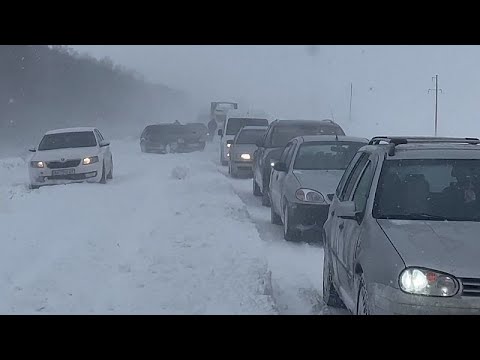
0,139 -> 348,314
0,141 -> 276,314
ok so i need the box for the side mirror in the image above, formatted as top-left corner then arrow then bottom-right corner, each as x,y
327,193 -> 334,202
218,129 -> 223,136
226,140 -> 233,145
256,139 -> 264,147
29,147 -> 36,153
273,162 -> 288,172
100,140 -> 110,147
336,201 -> 357,220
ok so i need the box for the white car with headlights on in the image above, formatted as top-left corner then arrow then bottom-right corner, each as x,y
28,127 -> 113,189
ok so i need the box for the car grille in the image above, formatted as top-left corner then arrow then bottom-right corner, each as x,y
460,278 -> 480,297
46,160 -> 81,169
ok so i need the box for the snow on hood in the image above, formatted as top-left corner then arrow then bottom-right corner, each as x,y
378,219 -> 480,278
31,147 -> 100,161
292,169 -> 344,197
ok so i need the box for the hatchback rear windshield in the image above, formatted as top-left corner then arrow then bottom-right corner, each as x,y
38,131 -> 97,150
374,159 -> 480,222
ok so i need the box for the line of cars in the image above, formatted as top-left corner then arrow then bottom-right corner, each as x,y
221,115 -> 480,314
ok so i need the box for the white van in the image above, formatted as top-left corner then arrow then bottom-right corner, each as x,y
218,110 -> 271,165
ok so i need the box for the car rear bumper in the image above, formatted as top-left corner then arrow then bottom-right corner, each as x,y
289,203 -> 330,231
370,283 -> 480,314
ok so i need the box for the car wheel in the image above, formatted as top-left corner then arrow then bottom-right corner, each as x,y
100,162 -> 107,184
200,142 -> 206,151
253,179 -> 262,196
323,244 -> 345,308
283,204 -> 297,241
357,275 -> 370,315
29,184 -> 40,190
140,143 -> 146,153
270,204 -> 282,225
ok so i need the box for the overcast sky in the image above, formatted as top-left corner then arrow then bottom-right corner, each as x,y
72,45 -> 480,138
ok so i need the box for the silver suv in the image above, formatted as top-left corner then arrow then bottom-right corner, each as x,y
323,136 -> 480,314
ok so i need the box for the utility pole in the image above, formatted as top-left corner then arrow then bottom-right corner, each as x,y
349,83 -> 353,122
428,75 -> 443,136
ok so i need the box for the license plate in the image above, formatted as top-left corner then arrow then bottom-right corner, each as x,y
52,169 -> 75,176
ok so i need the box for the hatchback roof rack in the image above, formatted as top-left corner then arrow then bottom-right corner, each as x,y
368,136 -> 480,156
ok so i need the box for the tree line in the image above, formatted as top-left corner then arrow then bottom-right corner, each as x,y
0,45 -> 189,154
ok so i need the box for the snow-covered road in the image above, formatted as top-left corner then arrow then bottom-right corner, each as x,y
0,139 -> 348,314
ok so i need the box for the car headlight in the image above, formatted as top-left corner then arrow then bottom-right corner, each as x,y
399,268 -> 459,297
240,154 -> 251,160
270,161 -> 276,167
226,143 -> 231,148
83,156 -> 99,165
295,189 -> 326,203
31,161 -> 45,168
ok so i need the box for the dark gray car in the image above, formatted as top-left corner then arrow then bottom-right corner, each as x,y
323,136 -> 480,314
228,126 -> 268,177
269,135 -> 368,241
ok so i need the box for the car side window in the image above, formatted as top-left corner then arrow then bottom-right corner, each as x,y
336,152 -> 362,198
352,161 -> 375,213
341,153 -> 369,201
285,140 -> 297,168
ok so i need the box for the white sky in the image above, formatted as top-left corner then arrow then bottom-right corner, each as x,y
72,45 -> 480,138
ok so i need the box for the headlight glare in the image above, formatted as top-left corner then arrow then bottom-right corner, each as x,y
31,161 -> 45,168
399,268 -> 458,297
240,154 -> 251,160
83,156 -> 99,165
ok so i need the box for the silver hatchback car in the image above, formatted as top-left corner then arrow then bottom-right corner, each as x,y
323,136 -> 480,314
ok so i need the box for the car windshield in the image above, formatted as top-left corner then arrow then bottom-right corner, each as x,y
270,124 -> 344,148
236,129 -> 266,144
373,159 -> 480,221
226,118 -> 268,135
293,142 -> 365,170
38,131 -> 97,150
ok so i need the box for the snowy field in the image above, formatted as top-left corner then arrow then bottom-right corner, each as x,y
0,139 -> 348,314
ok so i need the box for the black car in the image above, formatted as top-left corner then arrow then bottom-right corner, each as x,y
140,123 -> 207,154
252,119 -> 345,206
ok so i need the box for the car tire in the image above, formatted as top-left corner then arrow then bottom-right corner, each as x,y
253,179 -> 262,196
270,204 -> 282,225
356,275 -> 370,315
29,184 -> 40,190
323,244 -> 345,308
230,164 -> 237,178
200,142 -> 206,151
140,143 -> 146,153
107,159 -> 113,180
283,204 -> 297,241
100,162 -> 107,184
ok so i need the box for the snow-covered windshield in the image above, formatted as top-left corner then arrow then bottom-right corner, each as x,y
236,129 -> 267,144
374,159 -> 480,221
226,118 -> 268,135
293,142 -> 364,170
38,132 -> 97,151
269,125 -> 343,148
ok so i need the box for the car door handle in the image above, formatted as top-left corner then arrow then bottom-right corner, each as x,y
339,223 -> 344,230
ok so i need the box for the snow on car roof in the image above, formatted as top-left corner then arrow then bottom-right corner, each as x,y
45,127 -> 97,135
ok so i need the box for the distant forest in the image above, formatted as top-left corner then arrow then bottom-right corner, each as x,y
0,45 -> 189,154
